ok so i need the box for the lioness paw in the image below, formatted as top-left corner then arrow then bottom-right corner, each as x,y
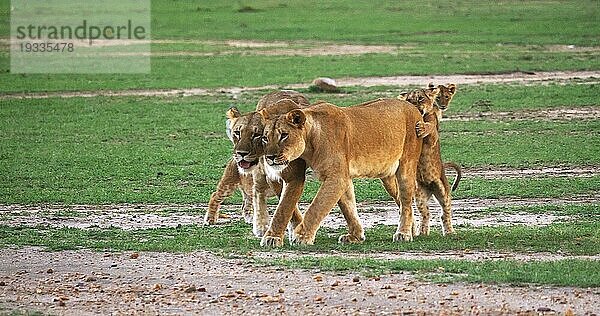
338,234 -> 365,244
393,231 -> 414,242
260,235 -> 284,248
253,223 -> 268,238
290,227 -> 315,245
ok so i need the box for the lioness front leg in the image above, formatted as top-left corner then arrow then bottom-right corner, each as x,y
251,170 -> 271,237
261,160 -> 306,247
292,178 -> 348,245
337,181 -> 365,244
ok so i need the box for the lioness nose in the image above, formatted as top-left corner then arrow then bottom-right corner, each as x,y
236,150 -> 249,158
265,155 -> 276,162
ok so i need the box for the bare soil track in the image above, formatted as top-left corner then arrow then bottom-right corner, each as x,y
1,248 -> 598,316
1,70 -> 598,100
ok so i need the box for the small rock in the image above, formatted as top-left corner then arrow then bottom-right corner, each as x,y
387,294 -> 397,299
451,291 -> 459,296
85,276 -> 97,282
314,296 -> 324,302
198,287 -> 207,292
153,283 -> 162,291
57,300 -> 66,307
184,286 -> 197,293
564,308 -> 574,316
235,289 -> 245,295
278,288 -> 285,293
311,77 -> 338,93
352,276 -> 360,283
537,307 -> 553,312
46,268 -> 54,274
330,280 -> 340,287
313,275 -> 323,282
381,285 -> 392,289
259,295 -> 281,303
130,253 -> 139,259
0,281 -> 6,286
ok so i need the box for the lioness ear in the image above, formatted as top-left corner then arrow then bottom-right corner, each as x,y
286,109 -> 306,128
226,106 -> 242,120
258,108 -> 270,120
447,84 -> 457,94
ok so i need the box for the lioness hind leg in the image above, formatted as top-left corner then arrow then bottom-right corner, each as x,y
432,177 -> 455,235
204,159 -> 241,225
393,164 -> 418,243
337,182 -> 365,244
415,184 -> 433,236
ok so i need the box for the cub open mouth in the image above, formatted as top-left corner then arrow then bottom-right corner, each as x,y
238,160 -> 258,169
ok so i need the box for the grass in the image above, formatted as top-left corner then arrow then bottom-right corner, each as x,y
0,1 -> 599,93
1,210 -> 598,255
268,256 -> 600,287
1,83 -> 599,204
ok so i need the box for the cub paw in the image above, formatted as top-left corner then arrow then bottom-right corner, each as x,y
442,227 -> 456,236
393,231 -> 414,242
260,235 -> 284,248
419,225 -> 430,236
242,210 -> 253,224
416,121 -> 432,138
338,233 -> 366,244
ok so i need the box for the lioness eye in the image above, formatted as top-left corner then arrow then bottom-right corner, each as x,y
280,133 -> 289,141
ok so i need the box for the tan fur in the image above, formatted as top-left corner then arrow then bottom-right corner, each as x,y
204,91 -> 308,238
261,99 -> 424,245
405,84 -> 461,236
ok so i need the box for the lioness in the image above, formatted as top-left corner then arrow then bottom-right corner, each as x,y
399,84 -> 461,235
204,90 -> 308,238
261,99 -> 424,245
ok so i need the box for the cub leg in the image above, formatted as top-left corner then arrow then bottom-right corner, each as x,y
431,175 -> 455,235
204,159 -> 240,225
292,177 -> 349,245
337,182 -> 365,244
415,184 -> 433,236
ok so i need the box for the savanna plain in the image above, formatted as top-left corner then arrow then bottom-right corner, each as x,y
0,1 -> 599,315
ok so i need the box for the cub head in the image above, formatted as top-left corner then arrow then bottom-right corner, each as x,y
429,83 -> 457,111
398,87 -> 440,115
261,109 -> 307,172
226,107 -> 266,174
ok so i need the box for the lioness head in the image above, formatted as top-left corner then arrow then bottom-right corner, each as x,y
398,87 -> 440,115
226,108 -> 266,173
262,109 -> 307,172
429,83 -> 457,111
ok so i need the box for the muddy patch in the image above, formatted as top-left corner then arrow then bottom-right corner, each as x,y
444,106 -> 600,122
2,71 -> 599,100
0,247 -> 597,315
2,194 -> 597,231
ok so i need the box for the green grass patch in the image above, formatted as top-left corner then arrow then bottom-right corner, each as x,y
1,217 -> 598,255
1,88 -> 599,204
268,256 -> 600,287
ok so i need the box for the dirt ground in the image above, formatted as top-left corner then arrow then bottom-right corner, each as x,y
1,247 -> 598,316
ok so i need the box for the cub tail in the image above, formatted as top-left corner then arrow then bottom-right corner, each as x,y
443,161 -> 462,191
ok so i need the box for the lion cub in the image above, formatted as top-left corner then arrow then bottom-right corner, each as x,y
398,84 -> 461,236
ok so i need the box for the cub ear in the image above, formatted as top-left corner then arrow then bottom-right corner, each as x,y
397,92 -> 408,101
285,109 -> 306,128
427,87 -> 440,97
447,83 -> 457,94
428,82 -> 435,89
226,106 -> 242,120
